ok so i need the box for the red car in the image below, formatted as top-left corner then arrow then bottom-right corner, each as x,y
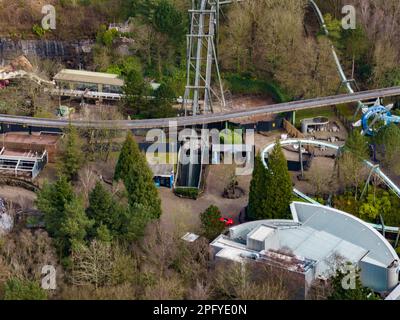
219,217 -> 234,227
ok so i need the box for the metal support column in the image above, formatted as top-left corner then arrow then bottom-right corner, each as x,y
183,0 -> 226,116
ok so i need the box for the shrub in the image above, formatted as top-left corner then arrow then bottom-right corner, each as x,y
174,187 -> 199,200
200,205 -> 225,240
4,278 -> 47,300
32,24 -> 46,38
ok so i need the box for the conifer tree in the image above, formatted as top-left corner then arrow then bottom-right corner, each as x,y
36,176 -> 92,255
36,176 -> 75,238
58,124 -> 84,181
86,182 -> 121,239
264,141 -> 293,219
114,132 -> 161,218
328,265 -> 380,300
60,197 -> 93,254
248,153 -> 269,220
4,278 -> 48,300
200,205 -> 225,240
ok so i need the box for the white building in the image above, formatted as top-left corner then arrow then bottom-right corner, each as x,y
210,202 -> 400,298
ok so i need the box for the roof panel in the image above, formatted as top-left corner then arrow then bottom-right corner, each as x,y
293,202 -> 398,266
54,69 -> 124,86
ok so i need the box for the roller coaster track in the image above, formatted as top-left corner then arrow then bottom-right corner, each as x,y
0,86 -> 398,129
308,0 -> 358,97
0,1 -> 398,131
262,139 -> 400,234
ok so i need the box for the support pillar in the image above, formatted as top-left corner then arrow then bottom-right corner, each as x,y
299,141 -> 304,178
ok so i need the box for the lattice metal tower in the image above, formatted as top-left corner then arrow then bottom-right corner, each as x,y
182,0 -> 226,116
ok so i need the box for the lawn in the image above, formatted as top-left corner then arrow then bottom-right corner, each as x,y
336,103 -> 358,120
294,106 -> 336,127
223,73 -> 289,103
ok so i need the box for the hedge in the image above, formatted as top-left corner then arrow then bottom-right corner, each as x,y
174,187 -> 199,200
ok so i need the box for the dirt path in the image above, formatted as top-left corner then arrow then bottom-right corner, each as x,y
159,132 -> 285,233
160,165 -> 251,233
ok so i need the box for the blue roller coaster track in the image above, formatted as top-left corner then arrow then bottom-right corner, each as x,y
361,104 -> 400,136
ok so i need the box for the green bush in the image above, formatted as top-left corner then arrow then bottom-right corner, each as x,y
174,187 -> 199,200
4,278 -> 47,300
32,24 -> 46,38
200,205 -> 225,240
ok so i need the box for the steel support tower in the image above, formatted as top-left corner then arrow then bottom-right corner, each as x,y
183,0 -> 226,116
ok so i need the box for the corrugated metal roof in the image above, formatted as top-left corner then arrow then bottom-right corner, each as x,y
293,202 -> 398,266
54,69 -> 124,86
248,225 -> 275,242
272,227 -> 368,278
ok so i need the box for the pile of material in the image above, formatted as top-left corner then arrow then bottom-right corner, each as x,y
0,55 -> 33,73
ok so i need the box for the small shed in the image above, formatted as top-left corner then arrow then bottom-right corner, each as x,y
150,163 -> 174,188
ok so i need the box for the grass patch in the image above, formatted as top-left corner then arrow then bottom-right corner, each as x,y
223,73 -> 289,103
174,187 -> 199,200
294,106 -> 336,127
220,130 -> 243,144
336,103 -> 357,120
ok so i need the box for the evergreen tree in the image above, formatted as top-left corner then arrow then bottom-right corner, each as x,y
200,205 -> 225,240
122,204 -> 156,241
36,176 -> 75,238
264,141 -> 293,219
95,224 -> 113,243
149,83 -> 176,118
57,124 -> 84,181
153,0 -> 185,43
328,265 -> 380,300
114,132 -> 161,218
248,153 -> 269,220
123,69 -> 150,116
86,182 -> 122,239
4,278 -> 47,300
59,197 -> 93,254
87,182 -> 157,242
36,176 -> 92,255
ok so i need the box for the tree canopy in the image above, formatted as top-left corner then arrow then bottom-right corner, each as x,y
328,265 -> 380,300
114,131 -> 162,219
200,205 -> 225,240
248,142 -> 292,220
57,124 -> 84,181
265,141 -> 293,219
36,176 -> 92,255
248,153 -> 269,220
375,123 -> 400,174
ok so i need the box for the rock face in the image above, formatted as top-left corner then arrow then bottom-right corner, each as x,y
0,38 -> 94,67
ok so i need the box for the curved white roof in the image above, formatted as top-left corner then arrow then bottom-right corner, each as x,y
290,202 -> 399,266
227,202 -> 398,268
